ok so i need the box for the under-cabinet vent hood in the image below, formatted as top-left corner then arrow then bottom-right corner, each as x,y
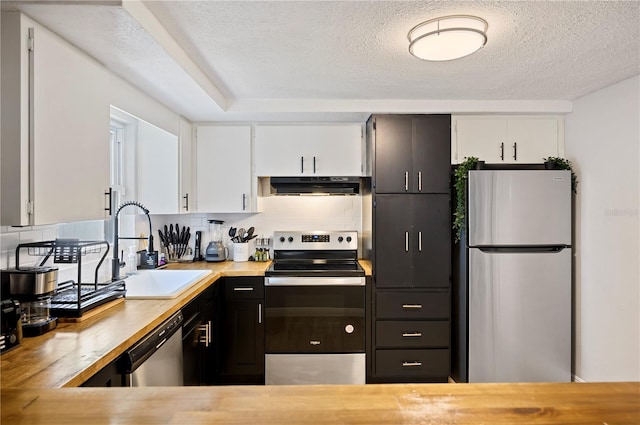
269,177 -> 361,195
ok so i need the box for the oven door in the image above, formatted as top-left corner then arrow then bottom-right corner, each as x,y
264,276 -> 365,353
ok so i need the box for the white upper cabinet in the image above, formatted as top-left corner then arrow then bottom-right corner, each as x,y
178,117 -> 193,214
1,12 -> 110,226
452,115 -> 564,164
195,125 -> 254,213
136,120 -> 179,214
254,124 -> 363,176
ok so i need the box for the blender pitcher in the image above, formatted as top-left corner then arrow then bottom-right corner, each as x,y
205,220 -> 228,262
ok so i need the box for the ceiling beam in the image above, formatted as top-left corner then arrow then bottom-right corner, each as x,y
122,0 -> 228,112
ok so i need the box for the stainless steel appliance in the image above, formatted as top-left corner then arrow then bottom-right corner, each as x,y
1,266 -> 58,336
265,230 -> 366,385
205,220 -> 228,262
453,169 -> 572,383
121,310 -> 184,386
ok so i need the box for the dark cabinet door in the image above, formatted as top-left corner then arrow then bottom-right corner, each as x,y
374,115 -> 414,193
223,298 -> 264,377
412,194 -> 451,288
375,194 -> 450,288
181,284 -> 218,386
221,277 -> 264,383
373,115 -> 450,194
375,194 -> 413,288
413,115 -> 451,193
182,311 -> 203,386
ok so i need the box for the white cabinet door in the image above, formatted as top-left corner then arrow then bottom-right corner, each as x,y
454,118 -> 508,164
507,118 -> 560,163
1,13 -> 111,226
137,120 -> 179,214
254,124 -> 362,176
195,126 -> 253,213
452,116 -> 563,165
179,117 -> 193,214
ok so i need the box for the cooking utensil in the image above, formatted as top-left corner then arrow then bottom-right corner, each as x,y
246,227 -> 255,239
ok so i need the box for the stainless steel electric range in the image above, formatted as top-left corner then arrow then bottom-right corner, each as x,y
264,230 -> 366,385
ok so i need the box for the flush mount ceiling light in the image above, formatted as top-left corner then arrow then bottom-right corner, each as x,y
408,15 -> 488,61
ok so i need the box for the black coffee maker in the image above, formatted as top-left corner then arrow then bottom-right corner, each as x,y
0,293 -> 22,353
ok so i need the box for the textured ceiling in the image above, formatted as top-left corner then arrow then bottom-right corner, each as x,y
6,1 -> 640,122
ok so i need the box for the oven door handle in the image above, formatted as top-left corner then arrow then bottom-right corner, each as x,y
265,277 -> 366,286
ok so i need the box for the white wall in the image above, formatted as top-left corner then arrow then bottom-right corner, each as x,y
565,75 -> 640,382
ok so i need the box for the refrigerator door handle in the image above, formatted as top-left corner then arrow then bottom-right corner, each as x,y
477,246 -> 569,253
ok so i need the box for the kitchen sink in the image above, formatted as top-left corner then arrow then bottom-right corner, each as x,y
124,269 -> 212,299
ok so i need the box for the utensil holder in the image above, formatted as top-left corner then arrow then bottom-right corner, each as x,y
233,243 -> 249,262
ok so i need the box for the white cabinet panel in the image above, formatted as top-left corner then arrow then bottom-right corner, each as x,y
1,12 -> 110,225
254,124 -> 363,176
179,117 -> 193,213
195,126 -> 253,213
137,120 -> 179,214
452,116 -> 563,164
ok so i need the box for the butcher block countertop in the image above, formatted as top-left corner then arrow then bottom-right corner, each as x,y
2,382 -> 639,424
0,260 -> 371,390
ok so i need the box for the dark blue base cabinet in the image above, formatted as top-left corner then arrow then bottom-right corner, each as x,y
182,284 -> 219,386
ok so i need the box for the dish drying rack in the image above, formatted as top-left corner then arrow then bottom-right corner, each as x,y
16,239 -> 126,318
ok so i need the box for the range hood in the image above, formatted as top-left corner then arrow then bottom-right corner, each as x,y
269,177 -> 361,195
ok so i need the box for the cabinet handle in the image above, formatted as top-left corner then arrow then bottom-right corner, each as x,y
404,172 -> 409,191
402,361 -> 423,367
402,304 -> 423,310
207,320 -> 212,345
182,193 -> 189,211
418,231 -> 422,252
242,193 -> 246,211
104,188 -> 112,215
301,156 -> 304,173
500,142 -> 504,161
313,156 -> 317,174
402,332 -> 423,338
233,287 -> 254,291
405,231 -> 409,252
198,322 -> 211,348
258,303 -> 262,324
418,171 -> 422,192
513,142 -> 518,160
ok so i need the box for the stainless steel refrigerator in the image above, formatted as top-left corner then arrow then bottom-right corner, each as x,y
452,169 -> 572,383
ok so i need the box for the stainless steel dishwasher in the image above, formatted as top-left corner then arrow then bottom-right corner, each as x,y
121,310 -> 184,386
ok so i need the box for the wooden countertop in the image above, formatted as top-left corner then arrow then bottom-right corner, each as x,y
2,382 -> 638,424
0,260 -> 372,390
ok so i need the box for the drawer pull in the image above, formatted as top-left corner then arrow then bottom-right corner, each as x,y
234,287 -> 254,291
402,361 -> 422,367
402,332 -> 422,338
402,304 -> 423,309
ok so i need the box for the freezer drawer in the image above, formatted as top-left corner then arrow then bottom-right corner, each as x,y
468,248 -> 571,383
468,170 -> 571,246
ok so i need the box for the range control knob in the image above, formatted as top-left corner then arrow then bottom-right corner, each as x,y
288,236 -> 294,243
338,236 -> 344,243
346,236 -> 352,243
279,236 -> 285,243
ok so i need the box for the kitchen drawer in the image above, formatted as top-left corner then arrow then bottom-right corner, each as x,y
224,277 -> 264,299
375,349 -> 449,377
376,291 -> 449,319
376,321 -> 449,348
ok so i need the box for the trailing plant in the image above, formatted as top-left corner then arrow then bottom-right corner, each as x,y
453,156 -> 480,243
544,156 -> 578,194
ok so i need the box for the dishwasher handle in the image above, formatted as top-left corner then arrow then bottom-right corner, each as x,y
120,310 -> 183,373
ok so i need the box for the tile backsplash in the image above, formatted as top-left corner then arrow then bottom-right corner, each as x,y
0,220 -> 111,283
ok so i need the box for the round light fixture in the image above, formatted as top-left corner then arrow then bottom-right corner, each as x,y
408,15 -> 488,61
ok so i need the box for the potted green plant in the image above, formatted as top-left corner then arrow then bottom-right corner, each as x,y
452,156 -> 481,243
544,156 -> 578,194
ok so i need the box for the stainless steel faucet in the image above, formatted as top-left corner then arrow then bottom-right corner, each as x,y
111,201 -> 154,281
